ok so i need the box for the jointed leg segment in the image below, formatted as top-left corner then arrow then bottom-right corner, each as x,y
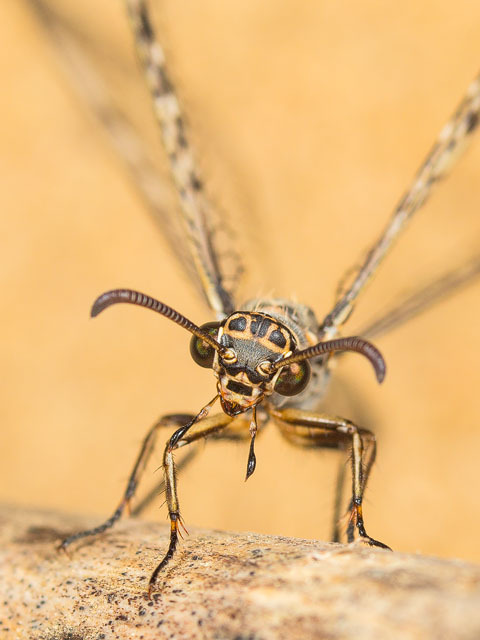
60,413 -> 195,551
60,400 -> 258,596
269,406 -> 390,550
149,411 -> 235,593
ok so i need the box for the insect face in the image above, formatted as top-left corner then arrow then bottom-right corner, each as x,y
211,312 -> 303,415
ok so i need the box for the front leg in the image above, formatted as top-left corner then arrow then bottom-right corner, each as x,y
269,406 -> 390,550
149,411 -> 235,594
59,413 -> 194,551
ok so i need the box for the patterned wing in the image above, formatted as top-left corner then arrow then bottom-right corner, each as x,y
125,0 -> 240,318
322,73 -> 480,336
31,0 -> 242,318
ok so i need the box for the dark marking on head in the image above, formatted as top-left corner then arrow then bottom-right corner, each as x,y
250,316 -> 271,337
226,380 -> 253,396
245,368 -> 264,385
223,362 -> 264,385
269,329 -> 287,348
228,316 -> 247,332
466,110 -> 479,134
221,312 -> 295,366
258,318 -> 271,337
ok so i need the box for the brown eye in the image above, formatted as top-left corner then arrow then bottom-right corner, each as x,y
190,321 -> 221,368
274,361 -> 311,396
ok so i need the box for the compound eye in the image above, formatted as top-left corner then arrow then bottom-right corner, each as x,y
274,361 -> 311,396
190,321 -> 221,368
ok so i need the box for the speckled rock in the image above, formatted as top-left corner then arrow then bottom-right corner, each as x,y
1,505 -> 480,639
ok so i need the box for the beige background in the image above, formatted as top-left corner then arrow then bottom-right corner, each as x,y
2,0 -> 480,563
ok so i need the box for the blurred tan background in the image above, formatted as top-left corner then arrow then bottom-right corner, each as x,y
2,0 -> 480,563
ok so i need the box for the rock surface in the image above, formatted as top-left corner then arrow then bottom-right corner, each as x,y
1,505 -> 480,639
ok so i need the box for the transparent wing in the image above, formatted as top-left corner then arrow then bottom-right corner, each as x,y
354,254 -> 480,340
321,72 -> 480,337
30,0 -> 242,318
125,0 -> 242,318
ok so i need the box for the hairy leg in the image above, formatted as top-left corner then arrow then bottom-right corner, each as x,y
60,413 -> 195,550
269,406 -> 389,549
